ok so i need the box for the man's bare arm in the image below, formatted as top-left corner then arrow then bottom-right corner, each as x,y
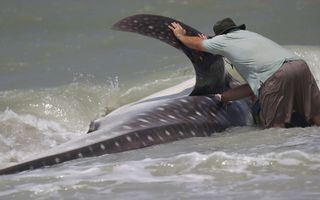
215,84 -> 254,102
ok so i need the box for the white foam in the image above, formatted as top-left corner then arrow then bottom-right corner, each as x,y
0,109 -> 74,167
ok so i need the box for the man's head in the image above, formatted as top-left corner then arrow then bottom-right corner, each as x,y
213,18 -> 246,35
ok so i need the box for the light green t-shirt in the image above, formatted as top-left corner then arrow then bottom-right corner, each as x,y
202,30 -> 300,96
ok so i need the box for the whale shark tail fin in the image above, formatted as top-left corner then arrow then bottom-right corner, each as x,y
112,14 -> 226,96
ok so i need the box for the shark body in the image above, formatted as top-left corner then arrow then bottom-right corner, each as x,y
0,14 -> 254,175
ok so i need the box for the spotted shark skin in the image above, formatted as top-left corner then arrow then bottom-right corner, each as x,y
0,15 -> 253,175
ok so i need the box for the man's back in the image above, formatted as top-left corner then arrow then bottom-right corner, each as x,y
202,30 -> 299,95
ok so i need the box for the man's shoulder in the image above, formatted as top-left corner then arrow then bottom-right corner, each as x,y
231,30 -> 260,36
231,30 -> 274,42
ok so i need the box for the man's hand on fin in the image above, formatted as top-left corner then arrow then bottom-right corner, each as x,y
168,22 -> 208,39
168,22 -> 186,39
168,22 -> 206,51
198,33 -> 208,39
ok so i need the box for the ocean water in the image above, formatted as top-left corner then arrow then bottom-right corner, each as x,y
0,0 -> 320,199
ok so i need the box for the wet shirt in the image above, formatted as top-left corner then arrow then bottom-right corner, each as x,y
202,30 -> 300,96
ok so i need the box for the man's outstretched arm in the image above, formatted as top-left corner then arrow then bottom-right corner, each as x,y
214,83 -> 254,102
168,22 -> 206,51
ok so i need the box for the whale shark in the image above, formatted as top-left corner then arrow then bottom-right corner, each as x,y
0,14 -> 254,175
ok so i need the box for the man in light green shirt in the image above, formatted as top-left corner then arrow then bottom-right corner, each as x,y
169,18 -> 320,128
202,27 -> 299,96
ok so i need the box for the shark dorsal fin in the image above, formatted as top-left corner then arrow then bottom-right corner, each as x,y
112,14 -> 226,95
